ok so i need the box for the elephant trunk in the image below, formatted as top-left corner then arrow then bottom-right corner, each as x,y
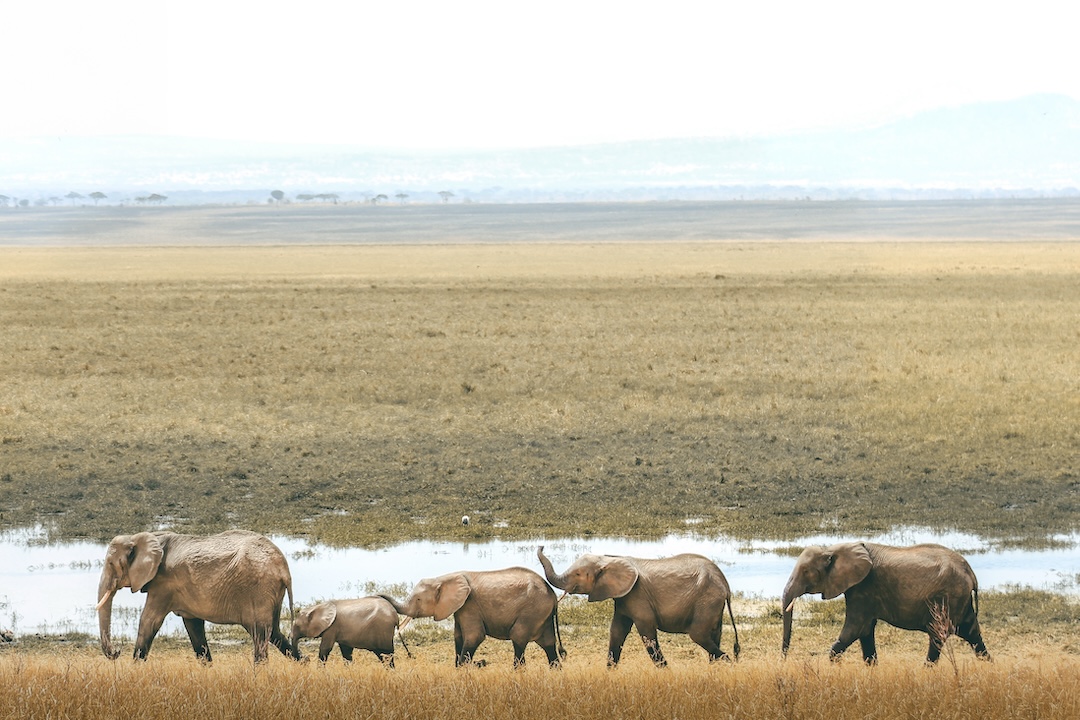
536,546 -> 569,591
377,594 -> 411,617
781,579 -> 803,657
97,571 -> 120,660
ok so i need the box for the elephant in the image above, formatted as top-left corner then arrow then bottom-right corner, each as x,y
781,541 -> 992,664
291,597 -> 411,666
96,530 -> 297,662
537,546 -> 740,667
380,567 -> 565,668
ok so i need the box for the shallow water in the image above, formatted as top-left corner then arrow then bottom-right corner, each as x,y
0,526 -> 1076,641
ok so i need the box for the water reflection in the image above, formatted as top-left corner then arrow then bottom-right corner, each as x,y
0,526 -> 1076,640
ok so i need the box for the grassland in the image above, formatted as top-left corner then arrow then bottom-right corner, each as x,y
1,237 -> 1078,546
3,589 -> 1078,720
2,216 -> 1078,720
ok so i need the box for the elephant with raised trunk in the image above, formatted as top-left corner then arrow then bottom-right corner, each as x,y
291,597 -> 410,666
537,546 -> 740,667
96,530 -> 297,662
380,567 -> 564,668
781,541 -> 992,664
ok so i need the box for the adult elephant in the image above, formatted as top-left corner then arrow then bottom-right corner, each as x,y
537,546 -> 740,667
781,542 -> 992,664
380,567 -> 564,668
96,530 -> 297,662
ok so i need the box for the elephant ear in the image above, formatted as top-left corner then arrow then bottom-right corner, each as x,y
820,543 -> 872,600
432,575 -> 471,621
589,557 -> 639,602
127,532 -> 164,592
305,603 -> 337,637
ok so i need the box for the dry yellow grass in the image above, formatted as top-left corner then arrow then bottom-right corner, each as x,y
2,648 -> 1077,720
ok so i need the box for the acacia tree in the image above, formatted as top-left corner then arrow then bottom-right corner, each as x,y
66,191 -> 84,205
395,192 -> 408,204
438,190 -> 454,203
89,192 -> 107,205
270,190 -> 285,203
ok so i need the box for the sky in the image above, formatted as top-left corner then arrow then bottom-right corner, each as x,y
2,1 -> 1079,151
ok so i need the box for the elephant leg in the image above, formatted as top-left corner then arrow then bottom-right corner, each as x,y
316,636 -> 335,662
454,622 -> 464,661
956,616 -> 991,660
454,620 -> 486,667
373,649 -> 395,668
458,636 -> 485,667
639,633 -> 666,667
339,644 -> 354,663
829,620 -> 863,662
182,618 -> 212,662
607,614 -> 634,667
269,625 -> 294,658
536,620 -> 562,668
512,640 -> 528,669
246,621 -> 282,663
858,620 -> 878,665
133,602 -> 168,660
926,631 -> 944,664
689,617 -> 728,662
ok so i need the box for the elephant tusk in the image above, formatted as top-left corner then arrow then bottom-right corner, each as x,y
398,617 -> 412,631
785,599 -> 796,614
96,580 -> 117,611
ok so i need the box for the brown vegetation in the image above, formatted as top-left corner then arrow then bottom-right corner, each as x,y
1,241 -> 1078,546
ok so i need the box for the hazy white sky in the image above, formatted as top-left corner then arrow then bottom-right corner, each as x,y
2,1 -> 1077,150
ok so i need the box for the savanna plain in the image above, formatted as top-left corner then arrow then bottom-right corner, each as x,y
1,202 -> 1078,718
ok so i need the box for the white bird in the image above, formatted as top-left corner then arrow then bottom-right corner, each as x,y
461,515 -> 470,526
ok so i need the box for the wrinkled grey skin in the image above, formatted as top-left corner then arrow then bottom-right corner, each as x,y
291,597 -> 409,666
97,530 -> 297,662
381,567 -> 564,668
781,542 -> 992,664
537,546 -> 740,667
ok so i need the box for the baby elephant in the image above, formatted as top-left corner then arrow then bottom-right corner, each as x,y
291,597 -> 410,666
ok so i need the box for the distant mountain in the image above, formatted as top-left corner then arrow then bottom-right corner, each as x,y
2,94 -> 1078,202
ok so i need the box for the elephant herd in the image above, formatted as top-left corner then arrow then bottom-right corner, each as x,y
95,530 -> 992,667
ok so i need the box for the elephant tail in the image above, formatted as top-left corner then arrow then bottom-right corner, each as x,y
286,579 -> 295,625
395,624 -> 414,659
726,596 -> 741,660
554,603 -> 567,660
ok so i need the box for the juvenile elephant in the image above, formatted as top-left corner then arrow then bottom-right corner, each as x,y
96,530 -> 297,662
781,541 -> 992,664
380,567 -> 564,668
537,546 -> 740,667
291,597 -> 410,666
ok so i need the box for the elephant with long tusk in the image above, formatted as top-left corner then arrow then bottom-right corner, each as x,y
781,541 -> 992,664
97,530 -> 298,662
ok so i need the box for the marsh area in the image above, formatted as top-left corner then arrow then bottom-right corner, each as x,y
0,201 -> 1077,595
2,525 -> 1077,639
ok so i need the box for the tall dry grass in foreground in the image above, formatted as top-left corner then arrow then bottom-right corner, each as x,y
2,652 -> 1077,720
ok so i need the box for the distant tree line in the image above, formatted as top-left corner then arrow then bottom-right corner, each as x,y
0,191 -> 167,207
